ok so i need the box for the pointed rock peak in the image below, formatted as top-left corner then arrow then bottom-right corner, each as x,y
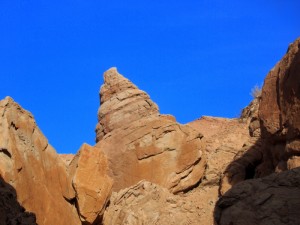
103,67 -> 129,86
96,69 -> 159,141
0,96 -> 15,107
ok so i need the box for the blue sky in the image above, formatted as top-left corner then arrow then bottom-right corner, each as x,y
1,1 -> 299,153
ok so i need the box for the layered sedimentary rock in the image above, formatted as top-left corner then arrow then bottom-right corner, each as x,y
0,97 -> 80,225
103,180 -> 203,225
69,143 -> 113,224
95,68 -> 206,193
215,167 -> 300,225
0,176 -> 37,225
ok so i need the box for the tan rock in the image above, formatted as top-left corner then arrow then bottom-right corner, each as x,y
188,116 -> 252,188
60,153 -> 75,165
0,97 -> 80,225
102,180 -> 203,225
96,67 -> 159,142
69,143 -> 113,224
215,167 -> 300,225
95,68 -> 206,194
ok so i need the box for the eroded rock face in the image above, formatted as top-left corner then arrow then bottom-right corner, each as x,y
102,180 -> 203,225
95,68 -> 206,193
215,167 -> 300,225
258,38 -> 300,173
0,97 -> 80,225
60,153 -> 75,166
69,143 -> 113,224
187,116 -> 253,222
0,176 -> 37,225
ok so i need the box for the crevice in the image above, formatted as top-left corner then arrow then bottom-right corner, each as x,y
276,73 -> 283,128
0,148 -> 12,158
10,122 -> 18,130
137,148 -> 175,160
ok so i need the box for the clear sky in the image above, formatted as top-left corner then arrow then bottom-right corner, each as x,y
1,1 -> 299,154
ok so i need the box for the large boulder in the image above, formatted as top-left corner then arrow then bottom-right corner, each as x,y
215,167 -> 300,225
95,68 -> 206,193
0,97 -> 80,225
69,143 -> 113,224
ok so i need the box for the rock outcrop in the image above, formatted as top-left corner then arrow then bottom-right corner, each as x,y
216,38 -> 300,225
0,176 -> 37,225
0,97 -> 80,225
258,38 -> 300,173
69,143 -> 113,224
95,68 -> 206,193
103,180 -> 203,225
215,167 -> 300,225
186,116 -> 252,223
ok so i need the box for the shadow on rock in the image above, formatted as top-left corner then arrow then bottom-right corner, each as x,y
0,176 -> 37,225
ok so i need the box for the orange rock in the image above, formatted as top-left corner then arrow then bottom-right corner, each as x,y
69,143 -> 113,224
0,97 -> 80,225
60,153 -> 75,165
95,68 -> 206,193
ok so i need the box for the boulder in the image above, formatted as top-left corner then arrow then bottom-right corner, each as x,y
0,97 -> 80,225
69,143 -> 113,224
215,167 -> 300,225
95,68 -> 206,193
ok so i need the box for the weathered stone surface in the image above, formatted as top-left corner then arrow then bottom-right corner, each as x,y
215,167 -> 300,225
0,97 -> 80,225
60,153 -> 75,165
186,116 -> 253,223
240,97 -> 261,137
259,38 -> 300,139
252,38 -> 300,175
69,143 -> 113,224
103,180 -> 203,225
0,176 -> 37,225
96,67 -> 159,142
188,116 -> 252,187
95,68 -> 206,193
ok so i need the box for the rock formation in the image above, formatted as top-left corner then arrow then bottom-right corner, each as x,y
69,143 -> 113,224
103,180 -> 203,225
215,38 -> 300,224
0,176 -> 37,225
258,38 -> 300,172
215,167 -> 300,225
0,38 -> 299,225
95,68 -> 206,194
0,97 -> 81,225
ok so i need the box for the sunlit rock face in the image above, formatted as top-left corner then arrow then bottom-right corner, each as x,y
0,97 -> 81,225
69,143 -> 113,224
95,68 -> 206,193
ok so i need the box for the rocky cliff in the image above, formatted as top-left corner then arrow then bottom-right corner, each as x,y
0,38 -> 299,225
